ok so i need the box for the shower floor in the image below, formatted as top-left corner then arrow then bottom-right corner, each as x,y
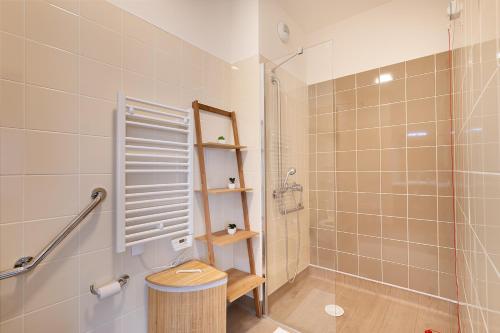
229,266 -> 458,333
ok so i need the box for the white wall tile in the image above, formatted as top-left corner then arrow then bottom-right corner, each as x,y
79,96 -> 114,137
80,17 -> 122,67
79,212 -> 113,254
0,32 -> 25,82
79,57 -> 121,101
79,136 -> 112,174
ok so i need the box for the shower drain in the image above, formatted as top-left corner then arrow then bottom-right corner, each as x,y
325,304 -> 344,317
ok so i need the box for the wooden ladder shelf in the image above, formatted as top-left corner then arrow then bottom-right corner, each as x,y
192,101 -> 264,317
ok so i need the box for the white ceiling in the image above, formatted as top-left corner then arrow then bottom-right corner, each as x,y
275,0 -> 393,33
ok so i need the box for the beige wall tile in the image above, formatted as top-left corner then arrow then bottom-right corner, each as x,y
356,106 -> 379,129
382,216 -> 407,240
382,238 -> 408,264
318,228 -> 336,250
358,192 -> 380,215
406,73 -> 435,100
318,248 -> 335,269
0,176 -> 23,223
358,214 -> 381,237
79,96 -> 113,137
26,85 -> 78,133
316,79 -> 333,96
337,211 -> 357,233
336,109 -> 356,131
79,136 -> 112,174
357,128 -> 380,150
336,130 -> 355,151
357,85 -> 379,107
407,122 -> 437,148
25,131 -> 78,174
357,171 -> 380,193
409,267 -> 438,295
124,70 -> 155,101
335,75 -> 355,91
380,79 -> 405,104
359,235 -> 381,259
0,80 -> 25,128
26,0 -> 78,52
381,194 -> 407,218
335,90 -> 355,111
407,97 -> 436,123
408,171 -> 437,195
337,252 -> 358,274
0,277 -> 23,321
356,69 -> 379,87
381,125 -> 406,149
0,224 -> 22,270
357,149 -> 380,171
408,195 -> 437,220
383,261 -> 408,287
359,257 -> 382,280
123,11 -> 157,45
436,69 -> 451,96
80,17 -> 122,67
380,62 -> 405,80
124,36 -> 155,77
336,171 -> 356,192
337,191 -> 357,212
80,0 -> 122,32
24,175 -> 78,220
0,0 -> 25,36
24,298 -> 78,333
0,317 -> 23,333
0,128 -> 25,175
381,171 -> 407,194
381,148 -> 406,171
380,102 -> 405,126
317,94 -> 335,114
406,55 -> 435,76
409,243 -> 438,270
24,257 -> 78,312
0,32 -> 25,82
338,232 -> 357,254
79,57 -> 121,101
27,40 -> 77,92
407,147 -> 436,171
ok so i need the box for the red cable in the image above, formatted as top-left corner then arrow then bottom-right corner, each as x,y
447,27 -> 461,333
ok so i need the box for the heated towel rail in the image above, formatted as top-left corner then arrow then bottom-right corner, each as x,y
0,188 -> 106,280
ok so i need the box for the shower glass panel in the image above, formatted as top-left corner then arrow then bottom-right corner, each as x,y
263,41 -> 337,333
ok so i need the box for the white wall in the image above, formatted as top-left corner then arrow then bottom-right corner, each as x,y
107,0 -> 258,63
306,0 -> 450,83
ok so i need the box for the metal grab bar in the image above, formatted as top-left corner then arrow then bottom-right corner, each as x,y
0,188 -> 106,280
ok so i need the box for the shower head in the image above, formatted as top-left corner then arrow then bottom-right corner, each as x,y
284,167 -> 296,187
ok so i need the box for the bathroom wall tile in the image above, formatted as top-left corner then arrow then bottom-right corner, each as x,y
356,106 -> 379,129
337,211 -> 357,233
24,257 -> 78,312
337,252 -> 358,274
0,128 -> 25,175
381,194 -> 407,217
79,136 -> 112,174
357,149 -> 380,171
24,175 -> 78,220
124,36 -> 154,77
408,195 -> 437,221
358,192 -> 380,215
47,0 -> 78,14
318,248 -> 335,269
381,148 -> 406,171
0,32 -> 25,82
359,235 -> 381,259
357,171 -> 380,193
27,40 -> 78,93
0,0 -> 25,36
407,147 -> 436,171
380,62 -> 405,80
357,128 -> 380,150
407,171 -> 437,195
359,257 -> 382,280
407,97 -> 436,123
79,57 -> 122,101
318,228 -> 336,250
316,94 -> 334,113
0,79 -> 25,128
380,79 -> 405,104
26,0 -> 78,53
407,122 -> 436,147
336,171 -> 356,192
79,248 -> 120,294
382,238 -> 408,264
0,277 -> 23,321
0,223 -> 22,270
316,79 -> 333,96
406,73 -> 435,100
382,216 -> 407,240
436,69 -> 451,96
409,267 -> 438,295
383,261 -> 408,287
358,214 -> 381,237
336,130 -> 355,151
123,70 -> 155,101
381,125 -> 406,149
123,11 -> 157,46
337,232 -> 357,254
0,317 -> 23,333
80,17 -> 122,67
335,89 -> 355,111
80,0 -> 122,33
24,298 -> 79,333
25,131 -> 78,174
79,96 -> 114,137
357,85 -> 379,107
26,85 -> 78,133
381,171 -> 406,194
406,55 -> 435,76
156,49 -> 181,86
356,69 -> 379,87
335,75 -> 355,91
0,176 -> 23,223
380,102 -> 405,126
336,109 -> 356,131
409,243 -> 438,270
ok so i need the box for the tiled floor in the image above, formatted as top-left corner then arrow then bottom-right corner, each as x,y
230,266 -> 459,333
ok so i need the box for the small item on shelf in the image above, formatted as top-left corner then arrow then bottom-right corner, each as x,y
217,136 -> 226,144
227,223 -> 237,235
228,177 -> 236,189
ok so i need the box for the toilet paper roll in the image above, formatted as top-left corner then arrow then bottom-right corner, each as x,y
95,281 -> 122,299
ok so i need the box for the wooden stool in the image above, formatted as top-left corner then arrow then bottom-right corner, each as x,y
146,260 -> 228,333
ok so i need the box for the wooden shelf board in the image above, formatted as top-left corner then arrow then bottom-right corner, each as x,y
195,187 -> 253,194
226,268 -> 265,303
195,229 -> 259,246
195,142 -> 247,150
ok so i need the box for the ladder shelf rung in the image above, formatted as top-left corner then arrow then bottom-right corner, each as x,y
195,229 -> 258,246
194,187 -> 253,194
226,268 -> 265,303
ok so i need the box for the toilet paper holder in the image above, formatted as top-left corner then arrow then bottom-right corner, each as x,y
90,274 -> 130,297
